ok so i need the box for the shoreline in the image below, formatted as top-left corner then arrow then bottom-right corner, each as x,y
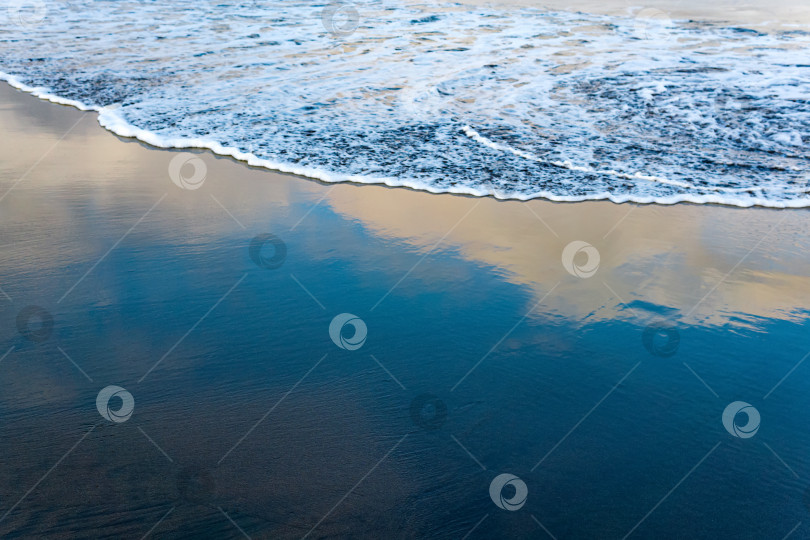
2,62 -> 810,538
1,76 -> 806,210
2,80 -> 808,331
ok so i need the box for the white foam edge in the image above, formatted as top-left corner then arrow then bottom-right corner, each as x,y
1,71 -> 806,209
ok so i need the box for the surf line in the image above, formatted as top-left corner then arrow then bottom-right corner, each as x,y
462,124 -> 700,190
463,125 -> 808,196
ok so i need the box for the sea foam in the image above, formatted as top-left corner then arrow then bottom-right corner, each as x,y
1,0 -> 808,207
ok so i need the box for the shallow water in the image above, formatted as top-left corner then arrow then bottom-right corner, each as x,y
1,0 -> 809,206
1,84 -> 810,538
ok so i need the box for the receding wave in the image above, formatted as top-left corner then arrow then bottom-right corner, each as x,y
1,0 -> 808,207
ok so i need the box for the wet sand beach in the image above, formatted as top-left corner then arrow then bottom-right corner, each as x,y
2,78 -> 810,539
